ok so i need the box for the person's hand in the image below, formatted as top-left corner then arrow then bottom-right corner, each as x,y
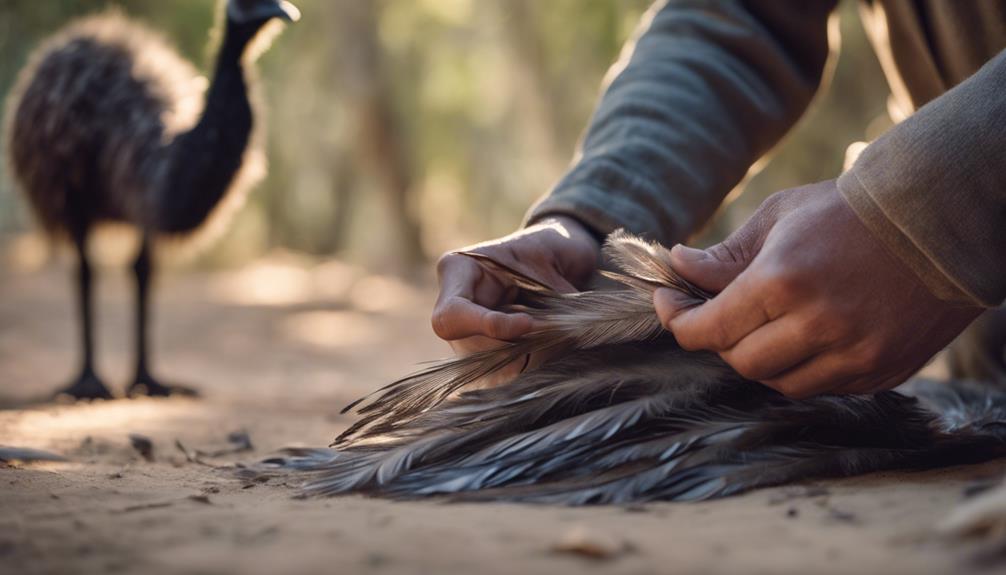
653,179 -> 983,398
433,215 -> 600,365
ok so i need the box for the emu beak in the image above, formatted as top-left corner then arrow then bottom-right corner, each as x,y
274,1 -> 301,22
228,0 -> 301,24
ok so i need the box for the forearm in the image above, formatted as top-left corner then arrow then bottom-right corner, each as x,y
526,0 -> 836,245
838,49 -> 1006,307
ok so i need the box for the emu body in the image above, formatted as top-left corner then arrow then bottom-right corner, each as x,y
3,0 -> 298,399
262,233 -> 1006,504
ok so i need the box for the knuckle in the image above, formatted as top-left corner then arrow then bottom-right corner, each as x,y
707,322 -> 734,350
760,267 -> 807,301
435,251 -> 460,276
654,307 -> 671,330
483,313 -> 507,339
653,293 -> 679,329
672,316 -> 723,352
672,328 -> 701,351
729,354 -> 766,381
796,316 -> 824,342
430,309 -> 451,339
751,192 -> 786,224
760,190 -> 786,209
764,187 -> 800,211
850,344 -> 885,373
708,240 -> 746,265
800,312 -> 842,344
658,312 -> 674,331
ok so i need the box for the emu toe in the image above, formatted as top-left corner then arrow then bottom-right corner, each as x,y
56,371 -> 114,401
127,376 -> 200,398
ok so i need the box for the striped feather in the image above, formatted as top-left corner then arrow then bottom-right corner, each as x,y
254,233 -> 1006,504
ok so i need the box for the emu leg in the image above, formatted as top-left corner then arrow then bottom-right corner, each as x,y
126,236 -> 198,398
56,227 -> 113,400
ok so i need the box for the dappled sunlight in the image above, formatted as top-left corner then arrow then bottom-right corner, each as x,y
347,274 -> 423,313
209,259 -> 314,306
278,310 -> 382,350
89,225 -> 142,267
312,259 -> 364,300
1,398 -> 199,447
0,0 -> 994,572
2,232 -> 50,273
1,227 -> 142,274
207,253 -> 425,315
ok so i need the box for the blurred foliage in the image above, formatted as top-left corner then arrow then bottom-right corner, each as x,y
0,0 -> 888,271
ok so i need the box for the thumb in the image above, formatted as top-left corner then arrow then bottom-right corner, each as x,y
670,213 -> 771,293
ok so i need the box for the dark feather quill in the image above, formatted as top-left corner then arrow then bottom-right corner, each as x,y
257,232 -> 1006,504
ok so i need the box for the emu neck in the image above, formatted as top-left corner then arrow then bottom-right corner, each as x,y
217,19 -> 259,70
152,20 -> 259,233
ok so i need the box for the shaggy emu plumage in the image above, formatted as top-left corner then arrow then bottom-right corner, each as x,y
4,0 -> 299,399
259,232 -> 1006,505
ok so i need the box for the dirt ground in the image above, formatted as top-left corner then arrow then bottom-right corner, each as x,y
2,253 -> 1004,575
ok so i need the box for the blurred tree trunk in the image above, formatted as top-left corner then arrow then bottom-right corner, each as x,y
328,0 -> 425,268
497,0 -> 565,179
318,152 -> 357,254
264,140 -> 294,248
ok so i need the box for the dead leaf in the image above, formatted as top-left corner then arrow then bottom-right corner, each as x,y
128,434 -> 154,462
550,526 -> 633,561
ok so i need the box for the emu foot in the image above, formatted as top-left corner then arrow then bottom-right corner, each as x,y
127,375 -> 200,398
56,371 -> 114,401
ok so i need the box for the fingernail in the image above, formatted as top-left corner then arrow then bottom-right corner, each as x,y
671,244 -> 708,263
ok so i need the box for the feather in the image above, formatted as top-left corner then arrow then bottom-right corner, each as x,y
452,251 -> 557,296
254,232 -> 1006,505
336,232 -> 709,444
601,230 -> 714,303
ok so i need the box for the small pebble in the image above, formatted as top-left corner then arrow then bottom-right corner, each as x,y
128,434 -> 154,462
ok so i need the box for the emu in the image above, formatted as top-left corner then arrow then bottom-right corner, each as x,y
3,0 -> 299,399
262,232 -> 1006,505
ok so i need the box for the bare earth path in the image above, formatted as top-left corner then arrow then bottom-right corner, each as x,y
1,257 -> 1003,575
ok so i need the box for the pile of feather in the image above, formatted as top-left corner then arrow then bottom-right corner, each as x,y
256,232 -> 1006,505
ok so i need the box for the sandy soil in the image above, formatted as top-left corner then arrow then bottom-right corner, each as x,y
2,256 -> 1004,575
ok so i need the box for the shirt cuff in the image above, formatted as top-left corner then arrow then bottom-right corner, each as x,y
837,169 -> 981,306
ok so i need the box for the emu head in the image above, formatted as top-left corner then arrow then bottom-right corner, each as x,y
227,0 -> 301,26
223,0 -> 299,62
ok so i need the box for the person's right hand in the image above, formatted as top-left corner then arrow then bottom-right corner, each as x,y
432,215 -> 600,365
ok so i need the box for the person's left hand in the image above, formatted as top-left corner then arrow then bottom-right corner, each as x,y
654,179 -> 983,398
